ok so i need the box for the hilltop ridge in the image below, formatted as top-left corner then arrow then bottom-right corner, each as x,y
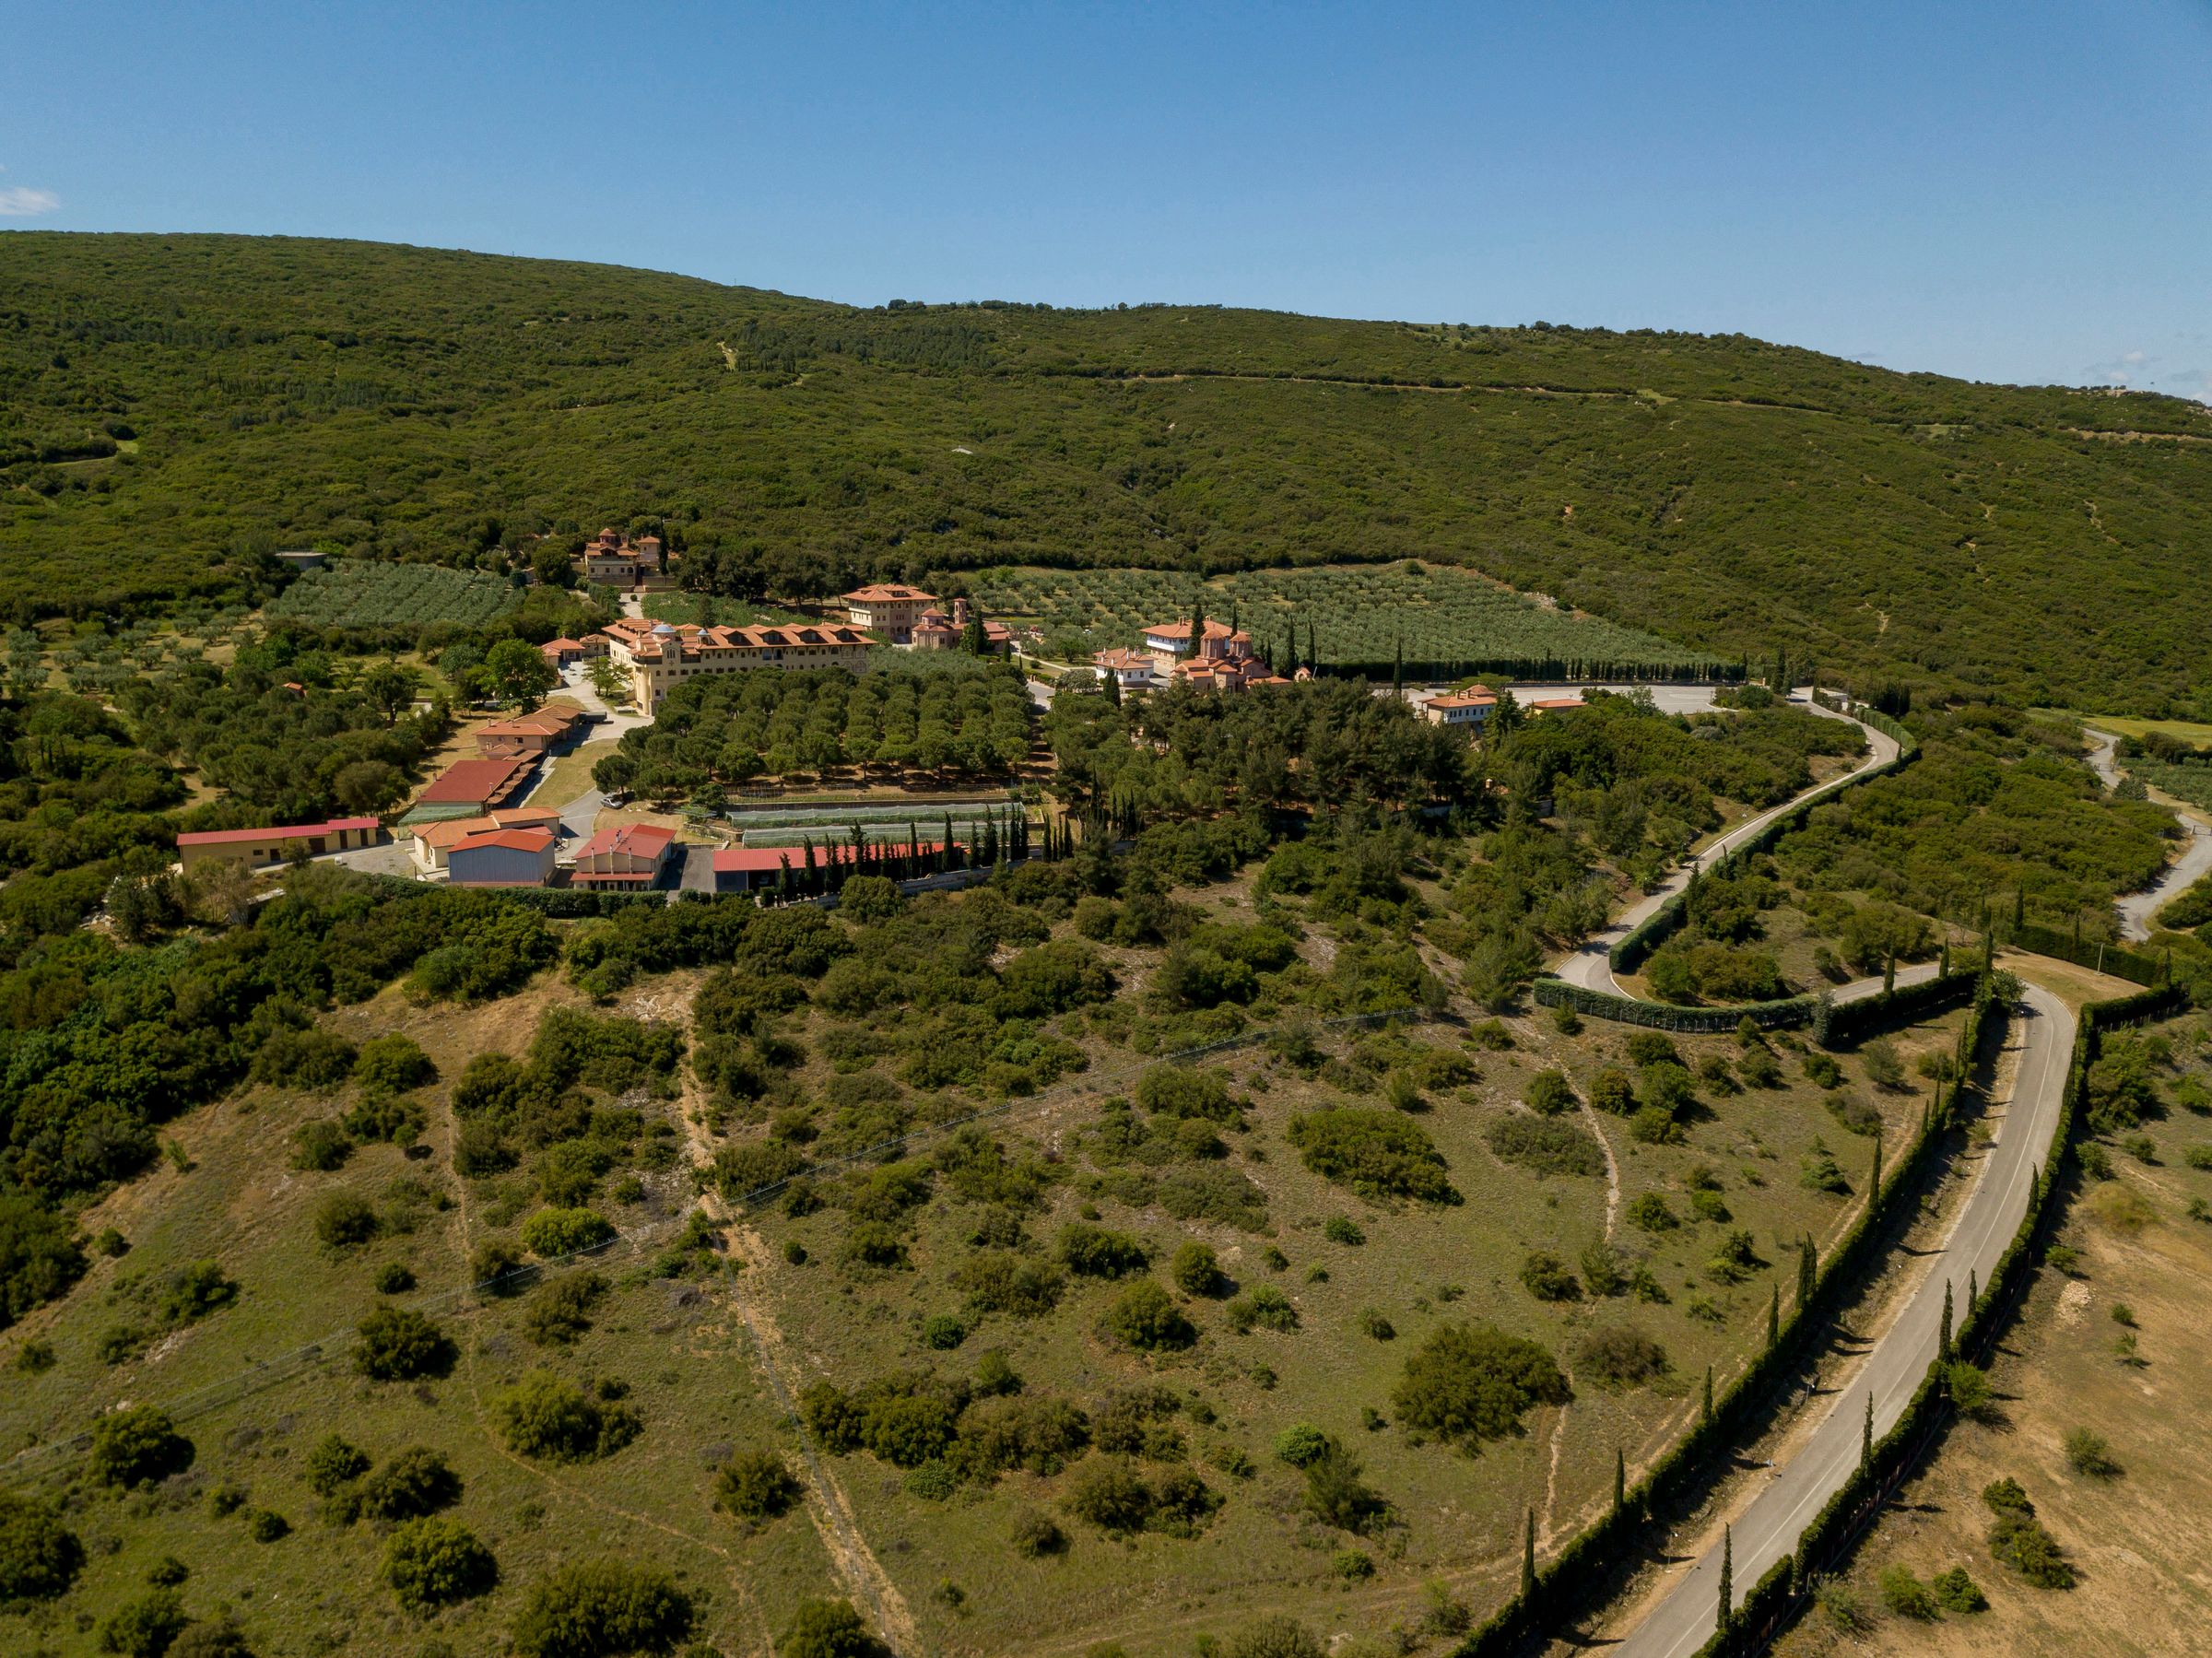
4,231 -> 2209,712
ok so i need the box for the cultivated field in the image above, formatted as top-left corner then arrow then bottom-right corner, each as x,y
961,562 -> 1729,677
265,559 -> 518,629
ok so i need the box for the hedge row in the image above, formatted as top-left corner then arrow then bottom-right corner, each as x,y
1534,967 -> 1981,1043
1705,980 -> 2186,1656
1454,971 -> 1999,1658
1608,704 -> 1914,974
2009,922 -> 2165,988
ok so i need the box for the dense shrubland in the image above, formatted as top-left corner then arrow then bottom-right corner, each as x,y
9,234 -> 2212,714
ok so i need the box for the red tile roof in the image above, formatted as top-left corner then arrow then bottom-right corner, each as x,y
177,817 -> 380,848
842,583 -> 936,605
576,822 -> 677,860
452,827 -> 558,854
418,757 -> 537,806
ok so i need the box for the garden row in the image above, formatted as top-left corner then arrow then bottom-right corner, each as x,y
963,562 -> 1732,678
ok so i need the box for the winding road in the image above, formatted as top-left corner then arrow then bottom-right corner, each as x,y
2084,730 -> 2212,941
1552,692 -> 1903,994
1542,690 -> 2068,1657
1608,983 -> 2075,1658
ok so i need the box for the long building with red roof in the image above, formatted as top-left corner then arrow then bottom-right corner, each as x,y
601,616 -> 876,711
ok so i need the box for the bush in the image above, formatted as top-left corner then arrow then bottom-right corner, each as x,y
520,1206 -> 616,1258
1878,1563 -> 1937,1618
1627,1192 -> 1677,1231
291,1118 -> 354,1171
1102,1279 -> 1194,1350
920,1313 -> 966,1350
1945,1361 -> 1996,1421
1225,1285 -> 1299,1335
1628,1104 -> 1681,1146
0,1488 -> 84,1603
1588,1067 -> 1636,1113
1226,1617 -> 1325,1658
1988,1507 -> 2075,1588
357,1447 -> 462,1521
2063,1427 -> 2121,1478
382,1516 -> 498,1615
313,1191 -> 379,1249
355,1306 -> 456,1381
1520,1252 -> 1579,1301
169,1617 -> 256,1658
715,1451 -> 803,1523
778,1598 -> 883,1658
247,1509 -> 288,1543
1931,1565 -> 1987,1613
1056,1222 -> 1148,1277
510,1559 -> 696,1658
496,1371 -> 643,1464
1575,1326 -> 1669,1388
1135,1064 -> 1239,1123
1524,1069 -> 1577,1115
1393,1323 -> 1570,1447
373,1261 -> 416,1294
1009,1508 -> 1065,1558
302,1433 -> 371,1497
88,1405 -> 192,1489
354,1032 -> 437,1096
1323,1214 -> 1365,1245
1486,1112 -> 1604,1177
1274,1424 -> 1330,1467
1300,1443 -> 1383,1533
952,1250 -> 1064,1317
1065,1458 -> 1153,1535
1171,1240 -> 1222,1296
98,1589 -> 189,1658
1286,1109 -> 1455,1202
252,1026 -> 358,1088
522,1271 -> 608,1346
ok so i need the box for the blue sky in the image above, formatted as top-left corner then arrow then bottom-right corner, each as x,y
5,1 -> 2208,397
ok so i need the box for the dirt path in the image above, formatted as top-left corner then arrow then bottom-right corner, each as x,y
443,1098 -> 778,1655
671,992 -> 923,1656
1540,1094 -> 1623,1541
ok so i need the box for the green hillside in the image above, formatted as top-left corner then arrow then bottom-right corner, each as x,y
4,231 -> 2209,711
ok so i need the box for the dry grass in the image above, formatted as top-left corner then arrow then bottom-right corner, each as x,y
1776,1013 -> 2212,1658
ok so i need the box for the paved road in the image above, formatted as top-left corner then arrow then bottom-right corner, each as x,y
1553,693 -> 1900,994
2085,730 -> 2212,941
1611,983 -> 2075,1658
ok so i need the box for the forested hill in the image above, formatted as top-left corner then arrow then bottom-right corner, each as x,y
4,231 -> 2210,712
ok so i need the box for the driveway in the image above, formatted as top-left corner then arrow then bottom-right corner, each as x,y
1610,984 -> 2077,1658
2086,729 -> 2212,940
1553,694 -> 1901,996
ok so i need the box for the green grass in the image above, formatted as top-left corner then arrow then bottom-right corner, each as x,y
637,591 -> 825,629
966,561 -> 1724,676
0,978 -> 839,1658
6,233 -> 2212,711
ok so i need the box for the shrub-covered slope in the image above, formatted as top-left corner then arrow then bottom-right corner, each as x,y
5,231 -> 2210,711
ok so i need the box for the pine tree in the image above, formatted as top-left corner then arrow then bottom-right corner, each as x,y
1522,1507 -> 1536,1605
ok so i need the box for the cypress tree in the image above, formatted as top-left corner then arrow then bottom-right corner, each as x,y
1613,1447 -> 1625,1514
1718,1525 -> 1733,1641
1392,636 -> 1404,692
1861,1392 -> 1874,1468
1766,1283 -> 1779,1351
1870,1132 -> 1883,1201
1798,1235 -> 1817,1309
1701,1365 -> 1713,1426
1967,1269 -> 1977,1316
1521,1508 -> 1536,1605
942,811 -> 956,871
1939,1279 -> 1954,1361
